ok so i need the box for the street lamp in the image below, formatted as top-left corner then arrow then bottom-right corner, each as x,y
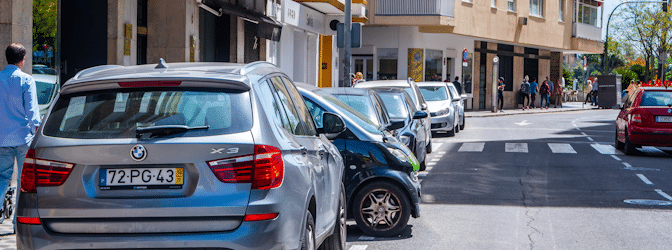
602,1 -> 669,74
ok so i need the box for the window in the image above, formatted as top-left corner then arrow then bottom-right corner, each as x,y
333,94 -> 380,127
377,48 -> 398,80
424,50 -> 443,81
558,0 -> 564,21
281,77 -> 317,136
269,77 -> 307,136
529,0 -> 543,17
419,86 -> 449,101
576,0 -> 601,27
378,93 -> 409,119
507,0 -> 515,11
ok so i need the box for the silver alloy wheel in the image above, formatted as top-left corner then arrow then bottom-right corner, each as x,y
307,222 -> 315,250
360,188 -> 402,230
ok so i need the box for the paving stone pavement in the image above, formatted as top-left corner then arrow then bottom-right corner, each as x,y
0,185 -> 17,250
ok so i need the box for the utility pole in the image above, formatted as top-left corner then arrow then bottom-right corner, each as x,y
342,0 -> 352,87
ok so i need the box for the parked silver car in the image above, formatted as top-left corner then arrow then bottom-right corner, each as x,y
354,79 -> 433,153
446,82 -> 466,131
17,61 -> 347,250
417,82 -> 460,136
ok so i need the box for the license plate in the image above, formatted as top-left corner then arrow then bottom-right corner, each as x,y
657,116 -> 672,123
100,168 -> 183,190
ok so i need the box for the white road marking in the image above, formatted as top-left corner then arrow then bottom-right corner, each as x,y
418,172 -> 428,177
430,158 -> 440,162
427,162 -> 437,166
623,162 -> 632,169
587,137 -> 594,141
581,132 -> 588,136
576,127 -> 582,131
636,174 -> 654,185
590,144 -> 624,155
611,155 -> 622,161
425,166 -> 433,171
431,143 -> 443,152
505,143 -> 528,153
349,245 -> 369,250
655,189 -> 672,201
547,143 -> 577,154
358,236 -> 375,241
437,151 -> 446,154
640,146 -> 668,155
458,143 -> 485,152
623,162 -> 660,171
515,120 -> 531,126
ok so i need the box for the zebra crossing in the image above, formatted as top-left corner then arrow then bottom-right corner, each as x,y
448,142 -> 671,156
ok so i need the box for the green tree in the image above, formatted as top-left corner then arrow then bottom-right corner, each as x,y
33,0 -> 57,65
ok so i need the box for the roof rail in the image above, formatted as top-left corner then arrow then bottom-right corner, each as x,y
238,61 -> 277,75
73,65 -> 124,80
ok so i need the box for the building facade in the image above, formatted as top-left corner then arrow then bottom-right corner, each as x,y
357,0 -> 604,110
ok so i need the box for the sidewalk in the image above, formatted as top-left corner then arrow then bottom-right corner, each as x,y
465,102 -> 604,118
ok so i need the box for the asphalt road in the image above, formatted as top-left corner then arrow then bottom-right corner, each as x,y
346,109 -> 672,250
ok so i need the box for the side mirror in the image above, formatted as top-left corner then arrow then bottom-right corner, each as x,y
386,120 -> 405,131
413,111 -> 428,119
322,112 -> 346,138
421,103 -> 428,110
460,94 -> 468,100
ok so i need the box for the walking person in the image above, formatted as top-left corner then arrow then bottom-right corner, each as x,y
584,80 -> 593,105
453,76 -> 463,95
554,77 -> 564,108
591,80 -> 598,106
497,77 -> 505,112
520,75 -> 531,110
540,78 -> 551,109
0,43 -> 41,232
529,77 -> 539,109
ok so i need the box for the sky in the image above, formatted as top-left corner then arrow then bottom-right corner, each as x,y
602,0 -> 620,40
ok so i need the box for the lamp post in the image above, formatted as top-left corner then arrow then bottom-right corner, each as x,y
602,1 -> 669,74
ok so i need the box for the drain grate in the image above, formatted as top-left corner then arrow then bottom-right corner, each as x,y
624,199 -> 672,206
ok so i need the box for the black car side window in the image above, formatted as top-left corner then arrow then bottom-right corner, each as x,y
305,99 -> 326,129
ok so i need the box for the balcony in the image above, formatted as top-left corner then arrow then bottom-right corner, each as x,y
572,22 -> 602,42
375,0 -> 454,17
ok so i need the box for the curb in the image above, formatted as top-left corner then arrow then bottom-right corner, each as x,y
465,107 -> 604,118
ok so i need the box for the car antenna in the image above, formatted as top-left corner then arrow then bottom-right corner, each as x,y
155,58 -> 169,69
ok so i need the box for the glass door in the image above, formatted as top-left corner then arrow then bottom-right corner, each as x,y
353,56 -> 374,81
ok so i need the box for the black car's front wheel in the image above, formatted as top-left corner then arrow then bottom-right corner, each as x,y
353,181 -> 411,237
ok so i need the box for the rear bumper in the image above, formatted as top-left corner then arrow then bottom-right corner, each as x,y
17,218 -> 286,250
629,126 -> 672,146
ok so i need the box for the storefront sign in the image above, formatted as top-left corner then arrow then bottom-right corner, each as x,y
283,0 -> 325,34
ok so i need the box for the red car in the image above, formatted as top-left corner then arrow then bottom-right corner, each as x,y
616,87 -> 672,155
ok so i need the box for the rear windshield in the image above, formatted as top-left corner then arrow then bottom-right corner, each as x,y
640,91 -> 672,107
419,86 -> 448,101
43,89 -> 253,139
332,94 -> 380,127
378,93 -> 409,119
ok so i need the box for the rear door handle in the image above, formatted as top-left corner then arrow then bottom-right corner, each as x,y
300,146 -> 308,155
318,148 -> 328,157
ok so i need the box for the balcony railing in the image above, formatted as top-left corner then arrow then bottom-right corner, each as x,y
572,22 -> 602,42
375,0 -> 454,17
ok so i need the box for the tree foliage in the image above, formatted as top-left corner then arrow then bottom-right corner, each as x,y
33,0 -> 57,52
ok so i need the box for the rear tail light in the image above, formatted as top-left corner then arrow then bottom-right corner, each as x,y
244,213 -> 279,221
632,114 -> 643,124
17,217 -> 42,225
21,149 -> 75,193
207,145 -> 284,190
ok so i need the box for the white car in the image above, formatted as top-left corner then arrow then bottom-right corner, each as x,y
416,82 -> 462,136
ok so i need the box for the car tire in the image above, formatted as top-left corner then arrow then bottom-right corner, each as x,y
459,115 -> 465,130
301,211 -> 316,250
419,160 -> 426,171
426,141 -> 432,154
319,185 -> 346,250
454,114 -> 460,133
615,130 -> 624,150
623,130 -> 638,156
353,181 -> 411,237
446,123 -> 455,137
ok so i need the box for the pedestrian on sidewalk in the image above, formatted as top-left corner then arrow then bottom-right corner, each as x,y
497,77 -> 505,112
540,78 -> 551,109
529,77 -> 539,109
554,77 -> 564,108
584,80 -> 593,105
0,43 -> 41,231
520,75 -> 531,110
453,76 -> 463,95
591,80 -> 598,106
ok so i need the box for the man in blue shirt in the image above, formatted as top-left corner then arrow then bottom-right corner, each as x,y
529,77 -> 539,109
0,43 -> 41,229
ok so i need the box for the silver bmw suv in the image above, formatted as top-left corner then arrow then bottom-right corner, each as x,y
16,60 -> 347,250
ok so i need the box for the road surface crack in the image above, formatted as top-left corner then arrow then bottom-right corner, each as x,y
520,167 -> 542,250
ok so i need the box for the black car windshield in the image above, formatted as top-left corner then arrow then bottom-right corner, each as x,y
333,94 -> 381,127
312,90 -> 382,134
419,86 -> 449,101
35,80 -> 57,105
640,91 -> 672,107
378,93 -> 409,119
43,89 -> 253,139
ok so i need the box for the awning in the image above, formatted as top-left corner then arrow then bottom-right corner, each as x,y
204,0 -> 283,41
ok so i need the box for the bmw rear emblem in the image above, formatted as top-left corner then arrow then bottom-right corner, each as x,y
131,145 -> 147,161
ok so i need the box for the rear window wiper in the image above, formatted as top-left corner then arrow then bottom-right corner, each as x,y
136,125 -> 209,138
